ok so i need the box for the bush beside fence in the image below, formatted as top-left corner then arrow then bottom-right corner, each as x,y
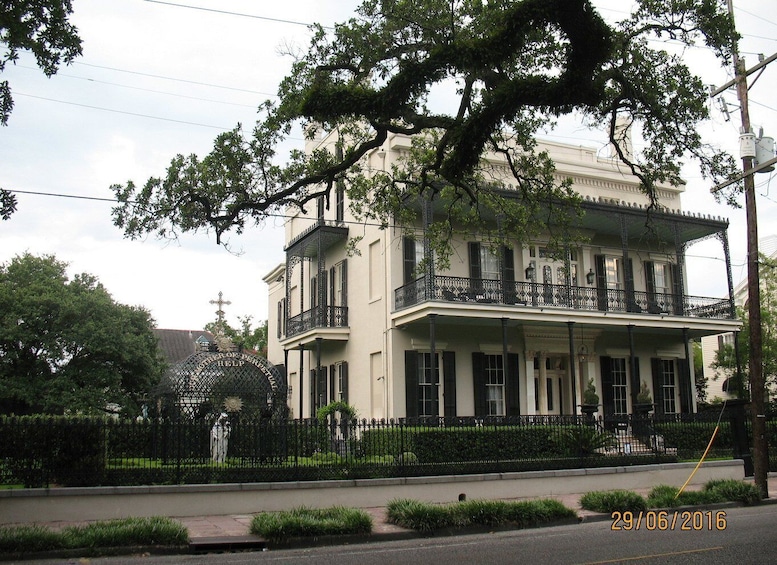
0,413 -> 769,489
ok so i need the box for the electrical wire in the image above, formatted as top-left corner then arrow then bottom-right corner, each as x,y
143,0 -> 331,29
15,92 -> 231,129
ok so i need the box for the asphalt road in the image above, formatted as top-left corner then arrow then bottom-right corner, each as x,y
17,504 -> 777,565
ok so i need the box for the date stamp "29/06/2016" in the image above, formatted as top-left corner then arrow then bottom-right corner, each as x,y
611,510 -> 727,531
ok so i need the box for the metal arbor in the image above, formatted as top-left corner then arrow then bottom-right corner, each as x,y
156,351 -> 287,420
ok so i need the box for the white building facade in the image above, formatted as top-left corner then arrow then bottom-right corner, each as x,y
265,131 -> 740,421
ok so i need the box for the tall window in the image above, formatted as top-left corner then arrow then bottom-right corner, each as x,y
418,353 -> 439,417
661,360 -> 677,414
612,358 -> 628,415
479,246 -> 500,280
484,355 -> 505,416
605,257 -> 622,290
653,263 -> 671,294
403,237 -> 425,284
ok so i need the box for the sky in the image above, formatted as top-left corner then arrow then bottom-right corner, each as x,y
1,0 -> 776,331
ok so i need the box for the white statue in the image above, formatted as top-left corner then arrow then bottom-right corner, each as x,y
210,413 -> 230,463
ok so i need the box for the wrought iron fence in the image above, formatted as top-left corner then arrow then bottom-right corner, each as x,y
2,412 -> 769,489
394,275 -> 735,320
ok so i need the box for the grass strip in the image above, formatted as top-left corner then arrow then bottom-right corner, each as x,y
0,517 -> 188,554
582,479 -> 762,513
250,506 -> 373,543
386,498 -> 577,532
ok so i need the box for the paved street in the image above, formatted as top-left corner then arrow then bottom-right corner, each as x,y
15,504 -> 777,565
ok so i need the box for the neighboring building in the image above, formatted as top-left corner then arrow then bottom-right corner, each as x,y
264,130 -> 740,421
153,328 -> 217,366
701,235 -> 777,401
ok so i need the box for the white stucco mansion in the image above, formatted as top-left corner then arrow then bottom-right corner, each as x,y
264,130 -> 741,421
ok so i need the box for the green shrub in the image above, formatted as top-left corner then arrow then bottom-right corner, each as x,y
651,422 -> 733,459
250,507 -> 372,543
580,490 -> 647,513
704,479 -> 762,505
647,484 -> 723,508
557,426 -> 617,457
386,497 -> 576,531
0,517 -> 188,554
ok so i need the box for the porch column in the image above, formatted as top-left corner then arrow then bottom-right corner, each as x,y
429,313 -> 439,417
502,318 -> 510,406
567,321 -> 578,416
315,337 -> 322,412
298,344 -> 304,419
423,196 -> 434,300
525,352 -> 536,415
628,324 -> 638,413
538,351 -> 548,415
681,327 -> 693,412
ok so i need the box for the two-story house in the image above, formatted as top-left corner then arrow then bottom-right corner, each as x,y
264,130 -> 740,422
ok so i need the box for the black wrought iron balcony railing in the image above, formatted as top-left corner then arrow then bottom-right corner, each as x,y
394,275 -> 734,320
286,305 -> 349,338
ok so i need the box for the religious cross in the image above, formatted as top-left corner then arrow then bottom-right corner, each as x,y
209,291 -> 231,326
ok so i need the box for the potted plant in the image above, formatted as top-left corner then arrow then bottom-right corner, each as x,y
580,378 -> 600,417
635,381 -> 654,414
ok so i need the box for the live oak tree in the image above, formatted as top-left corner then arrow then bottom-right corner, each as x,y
111,0 -> 739,262
0,254 -> 166,416
1,0 -> 83,218
712,253 -> 777,401
205,316 -> 269,357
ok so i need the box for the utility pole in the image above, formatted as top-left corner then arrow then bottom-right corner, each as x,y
726,0 -> 768,498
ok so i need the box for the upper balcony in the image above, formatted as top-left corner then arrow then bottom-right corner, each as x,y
395,275 -> 734,320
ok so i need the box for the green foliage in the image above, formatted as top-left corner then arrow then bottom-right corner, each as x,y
0,254 -> 166,416
386,497 -> 576,532
703,479 -> 762,505
646,484 -> 723,508
204,316 -> 268,356
111,0 -> 738,263
636,381 -> 653,405
582,378 -> 599,406
0,1 -> 83,126
0,517 -> 187,554
410,426 -> 561,462
250,507 -> 372,543
558,426 -> 617,457
0,416 -> 107,487
651,421 -> 733,460
580,490 -> 647,513
316,401 -> 358,423
713,254 -> 777,398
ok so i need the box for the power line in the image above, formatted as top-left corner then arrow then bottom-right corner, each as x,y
143,0 -> 330,29
15,92 -> 231,129
73,62 -> 275,96
15,65 -> 258,109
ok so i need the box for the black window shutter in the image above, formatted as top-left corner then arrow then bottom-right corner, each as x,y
502,246 -> 515,304
469,242 -> 482,280
329,364 -> 336,403
626,258 -> 638,312
309,370 -> 317,417
651,358 -> 665,415
403,237 -> 416,284
677,357 -> 690,413
595,254 -> 607,311
443,351 -> 457,419
670,263 -> 683,315
506,353 -> 521,416
405,351 -> 419,418
341,362 -> 349,403
644,261 -> 655,294
472,352 -> 486,417
600,356 -> 615,416
341,259 -> 348,308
